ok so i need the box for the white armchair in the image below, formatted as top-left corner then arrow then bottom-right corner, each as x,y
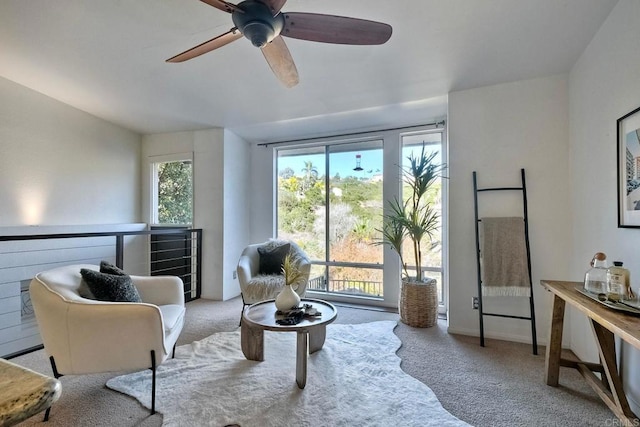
237,240 -> 311,321
29,264 -> 185,417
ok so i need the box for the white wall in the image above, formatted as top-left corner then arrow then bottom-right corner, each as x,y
0,77 -> 141,226
0,77 -> 143,357
194,129 -> 225,300
250,145 -> 276,243
448,75 -> 572,345
222,129 -> 251,300
142,128 -> 251,300
568,0 -> 640,412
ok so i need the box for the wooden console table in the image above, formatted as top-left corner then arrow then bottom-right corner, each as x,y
540,280 -> 640,424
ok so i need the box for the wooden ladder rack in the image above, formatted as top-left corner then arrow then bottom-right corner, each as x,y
472,168 -> 538,355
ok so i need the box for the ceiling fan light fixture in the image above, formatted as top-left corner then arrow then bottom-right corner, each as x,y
232,1 -> 284,47
243,22 -> 273,47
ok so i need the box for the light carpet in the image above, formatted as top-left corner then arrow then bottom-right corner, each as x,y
106,320 -> 469,427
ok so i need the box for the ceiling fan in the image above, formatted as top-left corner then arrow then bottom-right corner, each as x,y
166,0 -> 392,88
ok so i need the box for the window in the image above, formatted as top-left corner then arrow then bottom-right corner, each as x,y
401,130 -> 446,304
275,124 -> 447,308
150,154 -> 193,226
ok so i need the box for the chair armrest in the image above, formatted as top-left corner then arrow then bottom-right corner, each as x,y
132,275 -> 184,307
63,302 -> 168,374
237,255 -> 254,287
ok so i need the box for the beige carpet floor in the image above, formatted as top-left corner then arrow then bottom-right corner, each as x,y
12,297 -> 614,426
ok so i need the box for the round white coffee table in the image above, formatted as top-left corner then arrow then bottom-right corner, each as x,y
241,298 -> 337,389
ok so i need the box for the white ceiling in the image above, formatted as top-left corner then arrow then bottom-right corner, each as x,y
0,0 -> 617,143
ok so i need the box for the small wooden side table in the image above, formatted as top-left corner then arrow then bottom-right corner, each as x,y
0,358 -> 61,426
241,298 -> 337,389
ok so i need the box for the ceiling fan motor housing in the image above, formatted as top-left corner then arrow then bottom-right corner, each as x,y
232,0 -> 284,48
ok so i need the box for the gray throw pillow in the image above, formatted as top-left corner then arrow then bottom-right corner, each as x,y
77,280 -> 97,300
257,243 -> 291,275
80,269 -> 142,302
99,260 -> 127,276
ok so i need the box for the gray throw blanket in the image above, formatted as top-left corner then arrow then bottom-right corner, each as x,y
480,217 -> 531,297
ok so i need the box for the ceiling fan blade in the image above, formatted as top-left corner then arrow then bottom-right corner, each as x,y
166,28 -> 242,63
199,0 -> 242,14
282,13 -> 392,45
255,0 -> 287,16
261,36 -> 299,88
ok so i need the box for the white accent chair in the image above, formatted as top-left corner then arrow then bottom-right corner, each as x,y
29,264 -> 185,417
237,240 -> 311,322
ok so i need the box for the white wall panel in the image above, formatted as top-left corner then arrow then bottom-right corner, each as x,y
0,77 -> 141,226
448,75 -> 571,344
568,0 -> 640,413
222,130 -> 250,300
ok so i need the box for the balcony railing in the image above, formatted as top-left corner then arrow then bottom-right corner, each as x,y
307,266 -> 444,302
307,276 -> 383,298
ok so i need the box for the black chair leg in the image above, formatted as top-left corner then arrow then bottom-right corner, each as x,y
49,356 -> 61,378
239,294 -> 250,326
150,350 -> 156,415
172,344 -> 176,359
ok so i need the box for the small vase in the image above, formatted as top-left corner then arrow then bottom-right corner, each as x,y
275,284 -> 301,311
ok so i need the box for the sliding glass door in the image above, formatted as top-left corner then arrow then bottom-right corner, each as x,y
277,140 -> 384,301
275,124 -> 447,308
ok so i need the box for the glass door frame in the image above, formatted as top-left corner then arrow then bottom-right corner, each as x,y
274,123 -> 447,310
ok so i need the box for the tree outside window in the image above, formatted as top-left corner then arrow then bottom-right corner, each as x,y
157,161 -> 193,224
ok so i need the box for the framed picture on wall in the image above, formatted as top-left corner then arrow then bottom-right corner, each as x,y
618,105 -> 640,228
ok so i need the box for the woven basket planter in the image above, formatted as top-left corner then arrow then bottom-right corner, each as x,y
399,278 -> 438,328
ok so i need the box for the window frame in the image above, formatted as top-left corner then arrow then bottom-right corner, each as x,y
400,128 -> 448,312
148,152 -> 194,226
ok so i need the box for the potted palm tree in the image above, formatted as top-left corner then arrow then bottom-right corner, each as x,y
377,145 -> 445,327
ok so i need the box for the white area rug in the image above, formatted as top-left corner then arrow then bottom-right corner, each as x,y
107,321 -> 469,426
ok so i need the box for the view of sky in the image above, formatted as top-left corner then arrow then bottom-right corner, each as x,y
278,150 -> 384,179
278,146 -> 443,179
277,131 -> 444,179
